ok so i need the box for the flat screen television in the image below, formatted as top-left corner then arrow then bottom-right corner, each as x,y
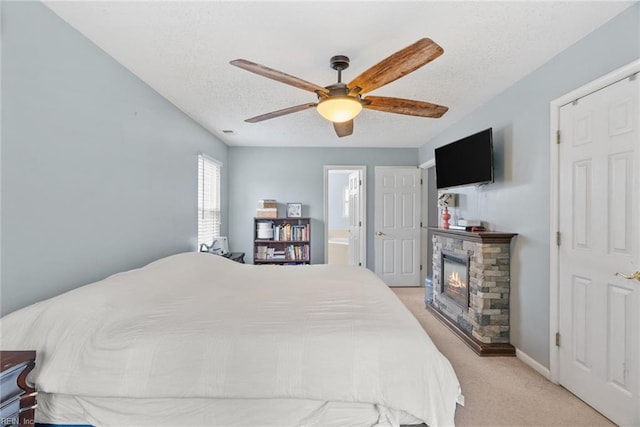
435,128 -> 494,189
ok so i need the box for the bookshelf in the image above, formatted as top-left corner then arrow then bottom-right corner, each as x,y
254,217 -> 311,265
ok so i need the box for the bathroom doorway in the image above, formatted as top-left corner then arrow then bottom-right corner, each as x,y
323,166 -> 366,266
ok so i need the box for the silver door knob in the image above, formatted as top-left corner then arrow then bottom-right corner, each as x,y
615,271 -> 640,281
376,231 -> 385,237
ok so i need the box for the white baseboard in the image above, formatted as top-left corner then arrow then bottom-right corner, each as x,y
516,348 -> 551,380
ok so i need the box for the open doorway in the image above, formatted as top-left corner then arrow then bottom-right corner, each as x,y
323,166 -> 366,266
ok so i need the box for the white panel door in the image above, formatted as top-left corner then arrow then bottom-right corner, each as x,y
374,167 -> 421,286
558,75 -> 639,425
348,171 -> 362,266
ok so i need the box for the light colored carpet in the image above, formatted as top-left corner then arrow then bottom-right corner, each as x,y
392,287 -> 615,427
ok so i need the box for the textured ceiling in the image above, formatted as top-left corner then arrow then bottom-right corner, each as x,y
43,1 -> 634,148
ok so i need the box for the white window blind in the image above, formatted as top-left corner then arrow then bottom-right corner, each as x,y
198,154 -> 221,247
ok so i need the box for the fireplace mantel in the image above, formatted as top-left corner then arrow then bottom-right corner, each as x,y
428,227 -> 517,356
429,227 -> 517,244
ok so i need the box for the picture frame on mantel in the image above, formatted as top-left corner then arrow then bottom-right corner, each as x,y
286,202 -> 302,218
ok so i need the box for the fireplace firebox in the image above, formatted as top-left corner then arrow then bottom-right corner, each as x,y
441,252 -> 469,308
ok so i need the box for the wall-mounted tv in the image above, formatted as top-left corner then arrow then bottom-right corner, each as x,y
435,128 -> 494,190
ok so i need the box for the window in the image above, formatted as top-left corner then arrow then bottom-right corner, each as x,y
197,154 -> 221,247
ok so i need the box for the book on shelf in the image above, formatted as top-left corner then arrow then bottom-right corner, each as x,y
283,244 -> 309,261
255,246 -> 267,260
271,223 -> 310,241
458,219 -> 482,227
449,225 -> 470,231
449,225 -> 486,232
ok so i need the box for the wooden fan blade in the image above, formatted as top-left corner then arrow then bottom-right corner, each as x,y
333,120 -> 354,138
245,103 -> 317,123
231,59 -> 329,96
348,38 -> 443,95
363,96 -> 448,118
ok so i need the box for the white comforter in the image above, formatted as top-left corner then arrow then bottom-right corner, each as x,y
1,253 -> 461,426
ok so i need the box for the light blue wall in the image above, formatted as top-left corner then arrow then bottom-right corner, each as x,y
418,3 -> 640,367
328,171 -> 350,230
228,147 -> 418,265
1,1 -> 229,315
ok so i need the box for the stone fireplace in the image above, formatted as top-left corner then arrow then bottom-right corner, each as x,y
428,228 -> 517,356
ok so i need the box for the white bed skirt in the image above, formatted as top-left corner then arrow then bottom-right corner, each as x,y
38,392 -> 426,427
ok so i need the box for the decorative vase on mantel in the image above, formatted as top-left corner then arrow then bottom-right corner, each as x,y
442,207 -> 451,229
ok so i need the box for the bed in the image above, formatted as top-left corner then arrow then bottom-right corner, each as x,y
0,252 -> 462,427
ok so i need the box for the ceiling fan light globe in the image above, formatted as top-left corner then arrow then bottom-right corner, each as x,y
316,96 -> 362,123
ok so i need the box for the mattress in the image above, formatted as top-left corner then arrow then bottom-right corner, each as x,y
1,252 -> 461,426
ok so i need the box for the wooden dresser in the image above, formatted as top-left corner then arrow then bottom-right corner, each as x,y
0,351 -> 36,427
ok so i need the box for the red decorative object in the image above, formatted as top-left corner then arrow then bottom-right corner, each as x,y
442,207 -> 451,229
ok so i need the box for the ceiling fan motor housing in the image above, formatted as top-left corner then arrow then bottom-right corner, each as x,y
325,83 -> 350,97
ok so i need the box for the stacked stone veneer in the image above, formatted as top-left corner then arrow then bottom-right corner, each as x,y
431,230 -> 515,344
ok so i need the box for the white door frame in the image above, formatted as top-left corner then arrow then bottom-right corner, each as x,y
420,159 -> 436,287
549,58 -> 640,384
323,165 -> 367,267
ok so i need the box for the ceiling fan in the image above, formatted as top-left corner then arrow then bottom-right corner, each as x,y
230,38 -> 448,138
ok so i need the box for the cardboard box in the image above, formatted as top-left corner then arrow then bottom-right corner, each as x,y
256,208 -> 278,218
258,199 -> 277,209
